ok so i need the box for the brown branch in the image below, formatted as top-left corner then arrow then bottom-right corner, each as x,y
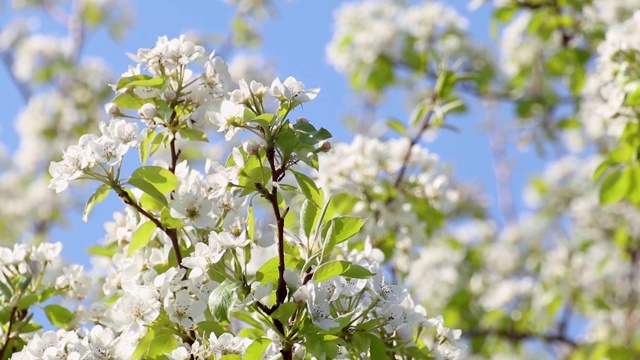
265,147 -> 287,306
392,107 -> 435,190
1,52 -> 32,101
484,99 -> 517,225
466,327 -> 578,348
0,305 -> 18,359
264,145 -> 291,360
114,187 -> 184,267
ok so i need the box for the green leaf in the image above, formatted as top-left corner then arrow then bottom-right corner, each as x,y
276,125 -> 300,155
17,273 -> 32,293
196,321 -> 228,336
139,192 -> 165,211
435,69 -> 456,98
132,327 -> 175,359
409,102 -> 430,127
600,168 -> 632,205
44,304 -> 73,328
256,255 -> 299,284
179,127 -> 209,142
149,131 -> 166,156
293,123 -> 332,146
157,99 -> 174,122
116,74 -> 152,90
557,118 -> 581,129
15,321 -> 41,334
82,184 -> 110,222
140,128 -> 156,165
613,225 -> 631,249
354,319 -> 380,332
271,302 -> 298,322
342,264 -> 374,279
82,2 -> 103,27
17,294 -> 38,310
128,221 -> 157,256
493,6 -> 516,22
248,113 -> 276,129
278,183 -> 298,192
247,205 -> 255,241
220,355 -> 242,360
609,142 -> 636,163
323,216 -> 366,244
386,118 -> 407,136
232,311 -> 264,330
404,345 -> 431,359
314,260 -> 371,282
131,166 -> 178,194
116,75 -> 164,90
351,332 -> 371,355
113,92 -> 150,110
364,56 -> 395,91
160,208 -> 184,228
626,87 -> 640,106
366,333 -> 388,360
243,338 -> 272,360
301,199 -> 319,239
293,171 -> 324,208
569,65 -> 585,94
38,289 -> 55,304
132,329 -> 154,359
0,280 -> 13,299
593,160 -> 612,181
128,177 -> 168,208
324,193 -> 359,219
323,222 -> 337,258
627,167 -> 640,205
86,243 -> 119,257
148,334 -> 178,358
208,282 -> 238,323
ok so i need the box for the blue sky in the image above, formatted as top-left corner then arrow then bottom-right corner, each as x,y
1,1 -> 546,263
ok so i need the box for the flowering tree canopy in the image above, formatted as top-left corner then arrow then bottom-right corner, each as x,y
2,0 -> 640,359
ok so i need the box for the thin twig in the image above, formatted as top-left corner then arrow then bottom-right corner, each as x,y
466,327 -> 578,348
265,147 -> 287,306
392,108 -> 435,189
1,52 -> 32,102
264,145 -> 291,360
114,187 -> 183,267
0,305 -> 18,358
484,98 -> 517,225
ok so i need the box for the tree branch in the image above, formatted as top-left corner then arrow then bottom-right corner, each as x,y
114,186 -> 184,267
0,305 -> 19,359
392,107 -> 435,190
1,52 -> 32,102
265,145 -> 291,360
466,327 -> 578,348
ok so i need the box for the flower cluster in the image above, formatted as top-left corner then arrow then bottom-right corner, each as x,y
48,119 -> 141,193
327,0 -> 467,75
6,35 -> 471,360
326,0 -> 493,96
314,134 -> 483,274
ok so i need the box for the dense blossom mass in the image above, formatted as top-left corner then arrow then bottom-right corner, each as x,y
9,33 -> 463,359
3,0 -> 640,359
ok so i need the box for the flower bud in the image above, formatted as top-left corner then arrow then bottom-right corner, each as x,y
242,138 -> 260,156
296,117 -> 309,124
292,287 -> 309,305
104,102 -> 119,117
163,89 -> 176,101
395,324 -> 413,342
138,103 -> 157,119
284,269 -> 301,290
317,140 -> 331,153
